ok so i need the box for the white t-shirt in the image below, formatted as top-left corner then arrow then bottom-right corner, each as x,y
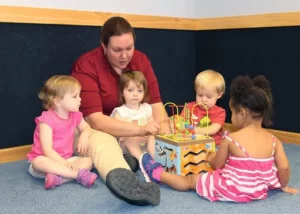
110,103 -> 153,153
110,103 -> 152,126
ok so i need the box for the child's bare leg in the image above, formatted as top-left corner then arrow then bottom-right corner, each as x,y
32,156 -> 94,181
32,156 -> 79,180
123,137 -> 162,183
147,145 -> 155,159
71,156 -> 93,171
32,156 -> 97,189
147,135 -> 155,158
60,156 -> 93,183
123,138 -> 144,160
160,172 -> 199,191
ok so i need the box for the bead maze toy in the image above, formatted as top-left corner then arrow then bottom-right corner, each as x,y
155,102 -> 215,176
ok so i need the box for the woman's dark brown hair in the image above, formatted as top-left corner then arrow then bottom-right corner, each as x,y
101,16 -> 136,46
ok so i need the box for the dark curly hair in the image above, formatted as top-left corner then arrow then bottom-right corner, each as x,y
230,75 -> 273,127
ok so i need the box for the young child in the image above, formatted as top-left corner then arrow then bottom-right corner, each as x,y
27,75 -> 97,190
146,75 -> 299,201
178,70 -> 226,146
110,70 -> 159,182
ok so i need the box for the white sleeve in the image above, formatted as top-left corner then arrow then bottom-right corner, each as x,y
110,108 -> 116,118
144,103 -> 153,118
110,107 -> 121,118
111,105 -> 129,119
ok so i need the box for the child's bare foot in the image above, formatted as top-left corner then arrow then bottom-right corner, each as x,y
281,186 -> 299,194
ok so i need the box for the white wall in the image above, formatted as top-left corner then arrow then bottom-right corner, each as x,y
1,0 -> 300,18
0,0 -> 199,18
195,0 -> 300,18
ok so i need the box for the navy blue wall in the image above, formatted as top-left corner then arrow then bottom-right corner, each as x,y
196,27 -> 300,133
0,23 -> 196,149
1,23 -> 299,149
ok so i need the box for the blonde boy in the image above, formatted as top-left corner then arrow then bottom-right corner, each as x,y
183,70 -> 226,145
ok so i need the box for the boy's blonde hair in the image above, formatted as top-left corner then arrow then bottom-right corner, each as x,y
195,69 -> 225,94
38,75 -> 81,110
119,70 -> 149,104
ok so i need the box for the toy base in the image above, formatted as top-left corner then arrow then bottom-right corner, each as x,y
155,135 -> 215,176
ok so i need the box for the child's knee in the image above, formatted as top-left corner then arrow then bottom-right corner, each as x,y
85,157 -> 94,170
31,156 -> 46,169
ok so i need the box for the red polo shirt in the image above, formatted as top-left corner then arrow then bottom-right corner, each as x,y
71,46 -> 162,117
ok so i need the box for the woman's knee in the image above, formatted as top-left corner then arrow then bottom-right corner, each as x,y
89,133 -> 122,152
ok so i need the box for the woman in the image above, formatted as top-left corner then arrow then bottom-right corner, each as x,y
71,16 -> 171,206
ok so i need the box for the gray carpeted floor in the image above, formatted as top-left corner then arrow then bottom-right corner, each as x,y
1,143 -> 300,214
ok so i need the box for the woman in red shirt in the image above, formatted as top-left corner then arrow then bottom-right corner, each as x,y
71,16 -> 171,206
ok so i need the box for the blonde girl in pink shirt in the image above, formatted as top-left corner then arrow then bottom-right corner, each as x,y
27,75 -> 97,190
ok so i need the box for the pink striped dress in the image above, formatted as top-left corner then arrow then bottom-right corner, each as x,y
196,134 -> 281,202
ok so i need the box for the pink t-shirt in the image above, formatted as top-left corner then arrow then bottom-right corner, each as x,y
27,110 -> 82,161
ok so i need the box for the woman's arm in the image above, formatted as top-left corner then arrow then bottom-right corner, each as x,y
86,112 -> 141,136
85,112 -> 159,137
72,55 -> 160,137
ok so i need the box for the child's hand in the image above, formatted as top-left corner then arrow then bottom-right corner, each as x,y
281,186 -> 299,194
77,135 -> 89,155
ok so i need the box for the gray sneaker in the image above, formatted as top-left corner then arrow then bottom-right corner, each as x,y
123,153 -> 139,172
106,168 -> 160,206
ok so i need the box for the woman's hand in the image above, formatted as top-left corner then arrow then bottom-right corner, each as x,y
140,121 -> 160,136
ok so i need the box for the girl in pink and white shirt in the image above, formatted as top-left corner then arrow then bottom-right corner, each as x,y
27,75 -> 97,190
110,70 -> 158,182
